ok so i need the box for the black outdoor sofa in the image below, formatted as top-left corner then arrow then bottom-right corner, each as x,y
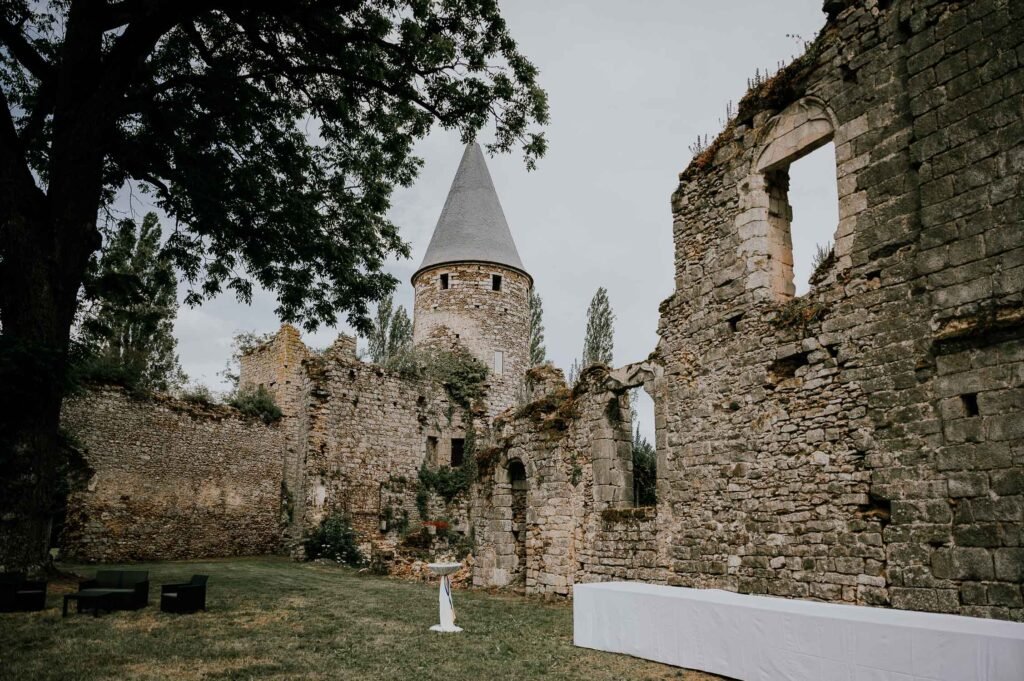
160,575 -> 209,614
0,572 -> 48,612
63,570 -> 149,617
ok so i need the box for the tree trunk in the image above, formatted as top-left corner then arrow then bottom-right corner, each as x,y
0,212 -> 82,572
0,4 -> 106,571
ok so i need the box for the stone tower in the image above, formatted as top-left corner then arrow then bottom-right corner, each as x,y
412,143 -> 532,416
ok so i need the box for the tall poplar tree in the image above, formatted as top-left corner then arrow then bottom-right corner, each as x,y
582,287 -> 614,367
366,295 -> 412,364
78,212 -> 186,391
528,288 -> 546,366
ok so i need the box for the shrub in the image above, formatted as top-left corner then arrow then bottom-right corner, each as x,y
304,513 -> 364,565
229,384 -> 283,424
180,382 -> 214,405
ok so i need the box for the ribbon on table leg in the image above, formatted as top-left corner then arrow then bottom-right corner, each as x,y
444,575 -> 456,621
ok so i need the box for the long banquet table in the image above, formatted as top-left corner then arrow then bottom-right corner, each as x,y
574,582 -> 1024,681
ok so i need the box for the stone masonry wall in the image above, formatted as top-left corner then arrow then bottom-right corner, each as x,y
60,387 -> 286,562
472,364 -> 664,595
658,0 -> 1023,620
240,325 -> 464,554
413,263 -> 531,417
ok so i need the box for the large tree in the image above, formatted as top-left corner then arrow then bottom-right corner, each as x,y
77,212 -> 186,391
582,286 -> 614,367
0,0 -> 547,569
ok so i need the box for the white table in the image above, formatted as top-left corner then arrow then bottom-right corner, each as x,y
574,582 -> 1024,681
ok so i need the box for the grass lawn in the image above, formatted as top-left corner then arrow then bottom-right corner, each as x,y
0,557 -> 721,681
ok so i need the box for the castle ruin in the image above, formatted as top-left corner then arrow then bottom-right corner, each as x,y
62,0 -> 1023,623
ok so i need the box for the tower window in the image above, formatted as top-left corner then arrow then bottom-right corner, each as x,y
426,436 -> 438,463
451,438 -> 465,467
440,273 -> 449,290
493,350 -> 504,375
492,274 -> 502,291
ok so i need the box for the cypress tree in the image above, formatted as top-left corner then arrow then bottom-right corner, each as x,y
529,288 -> 547,366
582,287 -> 615,367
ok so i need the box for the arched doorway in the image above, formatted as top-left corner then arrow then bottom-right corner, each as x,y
508,459 -> 528,581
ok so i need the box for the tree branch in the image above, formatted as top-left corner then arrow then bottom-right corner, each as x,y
0,18 -> 52,82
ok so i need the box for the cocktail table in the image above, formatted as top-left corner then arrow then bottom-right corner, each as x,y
63,589 -> 116,617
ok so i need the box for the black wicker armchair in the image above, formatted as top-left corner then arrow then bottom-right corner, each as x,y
160,575 -> 208,614
0,572 -> 48,612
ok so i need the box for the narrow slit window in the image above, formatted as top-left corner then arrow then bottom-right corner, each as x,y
493,350 -> 504,375
492,274 -> 503,291
450,438 -> 465,467
426,436 -> 438,463
440,273 -> 449,290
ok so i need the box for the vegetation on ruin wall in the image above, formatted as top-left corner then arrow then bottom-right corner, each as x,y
390,345 -> 489,412
515,387 -> 579,435
418,416 -> 478,507
228,385 -> 284,424
771,298 -> 829,333
679,31 -> 826,182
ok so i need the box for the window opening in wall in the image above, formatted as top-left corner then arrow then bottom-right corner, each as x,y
440,273 -> 449,290
426,436 -> 438,463
631,388 -> 656,507
493,350 -> 504,375
508,459 -> 527,490
450,438 -> 465,467
492,274 -> 503,291
784,141 -> 839,296
961,393 -> 979,417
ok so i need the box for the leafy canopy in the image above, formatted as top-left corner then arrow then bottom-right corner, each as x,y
1,0 -> 549,332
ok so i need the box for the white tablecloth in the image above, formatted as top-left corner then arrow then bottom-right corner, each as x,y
574,582 -> 1024,681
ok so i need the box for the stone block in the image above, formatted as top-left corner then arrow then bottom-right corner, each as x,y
994,548 -> 1024,582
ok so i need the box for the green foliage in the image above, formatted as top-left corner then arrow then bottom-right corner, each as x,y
75,213 -> 186,392
391,346 -> 488,409
180,383 -> 215,406
772,298 -> 829,332
228,384 -> 283,424
418,417 -> 478,502
304,513 -> 365,565
529,288 -> 547,366
366,295 -> 413,364
632,424 -> 657,507
415,487 -> 430,520
810,241 -> 836,285
582,287 -> 615,367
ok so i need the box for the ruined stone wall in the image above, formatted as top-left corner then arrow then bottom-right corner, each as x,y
658,0 -> 1023,620
413,263 -> 530,416
472,364 -> 664,595
299,348 -> 462,543
60,387 -> 285,562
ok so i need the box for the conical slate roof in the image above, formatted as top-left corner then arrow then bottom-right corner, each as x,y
413,143 -> 529,282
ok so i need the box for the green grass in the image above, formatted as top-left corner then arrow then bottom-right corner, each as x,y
0,557 -> 720,681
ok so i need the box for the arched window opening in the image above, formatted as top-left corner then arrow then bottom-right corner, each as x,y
783,142 -> 839,296
508,459 -> 527,491
631,389 -> 656,507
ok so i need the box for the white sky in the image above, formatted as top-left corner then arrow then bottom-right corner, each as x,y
164,1 -> 836,440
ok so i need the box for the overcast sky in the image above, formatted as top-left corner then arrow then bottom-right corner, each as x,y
165,1 -> 837,439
